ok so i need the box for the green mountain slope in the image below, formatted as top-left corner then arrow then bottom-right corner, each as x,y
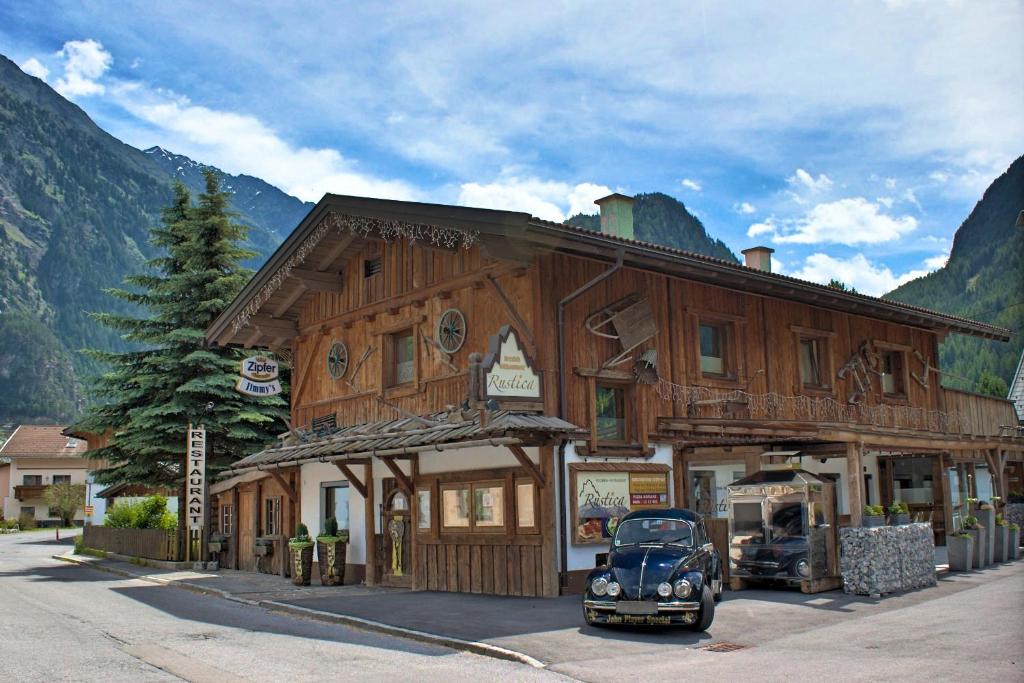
0,54 -> 309,423
566,192 -> 738,262
885,155 -> 1024,391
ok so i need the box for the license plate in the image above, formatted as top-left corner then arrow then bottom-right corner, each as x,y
615,601 -> 657,615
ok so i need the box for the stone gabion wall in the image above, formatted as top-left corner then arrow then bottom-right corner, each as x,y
1005,503 -> 1024,529
840,523 -> 936,596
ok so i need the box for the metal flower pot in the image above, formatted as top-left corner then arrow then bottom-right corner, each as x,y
965,528 -> 985,569
890,513 -> 911,525
864,515 -> 886,528
1010,529 -> 1021,560
946,535 -> 973,572
993,526 -> 1009,563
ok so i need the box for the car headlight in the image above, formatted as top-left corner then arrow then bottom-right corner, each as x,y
796,559 -> 811,578
606,581 -> 622,597
673,579 -> 692,598
591,577 -> 609,596
657,582 -> 672,598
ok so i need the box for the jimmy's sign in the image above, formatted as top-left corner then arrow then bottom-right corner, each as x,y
236,354 -> 282,396
483,325 -> 542,402
186,425 -> 206,531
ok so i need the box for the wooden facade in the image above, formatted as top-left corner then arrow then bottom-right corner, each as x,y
206,194 -> 1022,596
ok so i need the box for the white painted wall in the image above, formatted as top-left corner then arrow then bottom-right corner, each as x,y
3,461 -> 90,522
562,440 -> 675,572
300,462 -> 368,565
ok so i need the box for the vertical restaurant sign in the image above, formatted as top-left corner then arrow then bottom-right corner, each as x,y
187,426 -> 206,530
483,325 -> 542,401
236,354 -> 282,396
574,469 -> 669,544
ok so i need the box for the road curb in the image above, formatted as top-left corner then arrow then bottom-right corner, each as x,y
53,552 -> 546,669
260,601 -> 546,669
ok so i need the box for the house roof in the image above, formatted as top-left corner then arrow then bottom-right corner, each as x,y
226,409 -> 584,473
204,195 -> 1011,348
0,425 -> 90,459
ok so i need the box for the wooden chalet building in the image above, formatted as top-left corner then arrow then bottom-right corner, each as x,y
204,193 -> 1023,595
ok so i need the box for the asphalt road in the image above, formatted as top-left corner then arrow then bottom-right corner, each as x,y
0,531 -> 565,682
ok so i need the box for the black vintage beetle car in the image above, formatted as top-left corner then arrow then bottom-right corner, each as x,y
582,508 -> 722,630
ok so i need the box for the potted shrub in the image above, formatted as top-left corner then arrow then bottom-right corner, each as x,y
208,532 -> 229,554
254,537 -> 274,557
289,523 -> 314,586
993,515 -> 1009,563
316,516 -> 349,586
1009,524 -> 1021,561
963,515 -> 985,569
946,532 -> 974,572
888,501 -> 911,525
863,504 -> 886,527
976,501 -> 995,566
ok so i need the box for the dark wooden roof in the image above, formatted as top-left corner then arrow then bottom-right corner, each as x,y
204,195 -> 1011,347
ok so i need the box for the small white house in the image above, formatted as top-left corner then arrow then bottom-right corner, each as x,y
0,425 -> 95,526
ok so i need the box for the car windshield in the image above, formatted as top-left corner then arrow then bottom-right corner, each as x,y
613,518 -> 693,547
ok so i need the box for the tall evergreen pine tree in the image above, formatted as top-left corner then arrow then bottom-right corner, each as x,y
75,172 -> 286,500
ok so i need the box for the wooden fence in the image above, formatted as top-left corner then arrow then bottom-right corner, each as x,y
83,526 -> 180,562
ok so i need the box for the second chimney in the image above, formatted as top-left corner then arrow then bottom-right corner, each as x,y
742,246 -> 774,272
595,193 -> 635,240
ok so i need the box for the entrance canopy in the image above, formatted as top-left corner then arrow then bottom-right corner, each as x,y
225,409 -> 584,475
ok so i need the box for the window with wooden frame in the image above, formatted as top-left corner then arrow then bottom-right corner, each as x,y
595,382 -> 629,443
515,479 -> 539,533
699,322 -> 728,376
441,484 -> 471,529
221,504 -> 234,535
879,349 -> 907,398
692,314 -> 743,382
439,481 -> 507,533
263,497 -> 282,536
385,328 -> 416,388
416,489 -> 432,531
52,474 -> 72,484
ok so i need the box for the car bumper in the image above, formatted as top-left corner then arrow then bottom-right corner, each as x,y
583,599 -> 701,626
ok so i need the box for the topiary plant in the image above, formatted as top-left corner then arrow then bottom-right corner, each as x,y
291,522 -> 311,544
322,516 -> 339,538
963,515 -> 979,530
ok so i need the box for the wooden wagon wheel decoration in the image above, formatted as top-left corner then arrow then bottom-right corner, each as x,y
436,308 -> 467,354
327,341 -> 349,380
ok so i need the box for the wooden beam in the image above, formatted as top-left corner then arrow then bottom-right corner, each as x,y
847,441 -> 865,527
268,469 -> 298,502
485,274 -> 536,352
364,462 -> 376,585
335,461 -> 368,498
379,457 -> 413,497
508,445 -> 545,487
241,326 -> 264,349
290,268 -> 343,293
316,232 -> 357,271
250,315 -> 298,337
292,333 -> 324,407
271,282 -> 308,317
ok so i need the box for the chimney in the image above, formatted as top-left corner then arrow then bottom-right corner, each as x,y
742,246 -> 774,272
594,193 -> 635,240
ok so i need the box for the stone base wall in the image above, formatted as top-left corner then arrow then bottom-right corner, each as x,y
840,523 -> 936,596
1005,503 -> 1024,529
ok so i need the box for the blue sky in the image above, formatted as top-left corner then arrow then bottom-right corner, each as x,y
2,1 -> 1022,295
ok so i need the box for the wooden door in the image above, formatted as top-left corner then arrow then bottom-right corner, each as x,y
238,491 -> 256,572
382,487 -> 412,587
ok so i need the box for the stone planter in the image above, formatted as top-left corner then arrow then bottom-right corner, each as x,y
890,513 -> 911,526
975,508 -> 995,566
290,542 -> 314,586
864,515 -> 886,528
316,538 -> 348,586
1009,529 -> 1021,560
993,525 -> 1009,563
965,528 -> 985,569
946,535 -> 973,572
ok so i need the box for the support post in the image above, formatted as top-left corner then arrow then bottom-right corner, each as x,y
847,441 -> 865,527
364,462 -> 376,585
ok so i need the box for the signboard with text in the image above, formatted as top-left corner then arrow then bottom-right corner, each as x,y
482,325 -> 542,402
236,354 -> 282,396
572,468 -> 670,544
187,426 -> 206,531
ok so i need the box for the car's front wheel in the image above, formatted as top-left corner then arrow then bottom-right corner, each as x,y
687,584 -> 715,631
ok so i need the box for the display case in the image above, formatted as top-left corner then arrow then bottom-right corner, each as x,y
727,465 -> 840,592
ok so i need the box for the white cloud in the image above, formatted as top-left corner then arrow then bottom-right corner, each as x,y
110,84 -> 418,202
457,175 -> 612,222
53,39 -> 112,98
901,188 -> 923,211
771,197 -> 918,245
747,217 -> 776,238
884,177 -> 897,190
788,169 -> 834,193
681,178 -> 702,192
20,57 -> 49,80
788,253 -> 930,296
877,196 -> 894,208
734,201 -> 756,214
929,170 -> 951,183
924,253 -> 948,269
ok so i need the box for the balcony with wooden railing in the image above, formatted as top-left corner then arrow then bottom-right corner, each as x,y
14,484 -> 49,501
942,388 -> 1021,439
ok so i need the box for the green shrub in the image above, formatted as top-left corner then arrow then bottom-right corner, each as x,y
995,514 -> 1007,526
888,501 -> 909,515
864,504 -> 885,517
103,495 -> 177,530
963,515 -> 979,530
1,518 -> 18,530
292,522 -> 311,544
18,513 -> 36,530
322,516 -> 338,538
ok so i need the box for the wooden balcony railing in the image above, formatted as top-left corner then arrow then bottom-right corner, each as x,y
942,388 -> 1020,438
13,484 -> 48,501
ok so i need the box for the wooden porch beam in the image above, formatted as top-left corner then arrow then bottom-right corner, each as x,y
847,441 -> 865,527
335,461 -> 368,498
379,457 -> 413,497
508,445 -> 545,487
290,268 -> 344,293
271,282 -> 308,318
250,315 -> 298,337
268,469 -> 298,503
316,233 -> 357,271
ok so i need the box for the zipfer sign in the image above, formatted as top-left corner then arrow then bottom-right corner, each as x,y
236,354 -> 282,396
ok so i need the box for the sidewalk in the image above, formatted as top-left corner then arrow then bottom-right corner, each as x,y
56,548 -> 1023,670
